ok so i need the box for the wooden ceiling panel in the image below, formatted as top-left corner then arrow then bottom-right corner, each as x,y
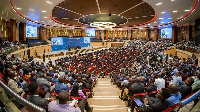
54,18 -> 82,26
98,0 -> 143,14
121,3 -> 155,19
57,0 -> 99,15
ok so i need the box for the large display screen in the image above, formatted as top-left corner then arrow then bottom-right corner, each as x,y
51,37 -> 63,45
86,30 -> 96,37
26,26 -> 37,37
51,37 -> 91,51
161,28 -> 172,38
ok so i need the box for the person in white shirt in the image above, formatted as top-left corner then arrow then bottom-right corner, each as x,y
154,73 -> 165,90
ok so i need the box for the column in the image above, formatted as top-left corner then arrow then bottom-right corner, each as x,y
154,28 -> 159,41
39,26 -> 45,40
8,19 -> 16,41
172,26 -> 177,43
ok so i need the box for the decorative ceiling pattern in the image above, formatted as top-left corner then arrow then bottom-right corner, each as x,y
0,0 -> 199,29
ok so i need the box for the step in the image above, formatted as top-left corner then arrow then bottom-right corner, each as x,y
93,92 -> 120,96
88,99 -> 125,106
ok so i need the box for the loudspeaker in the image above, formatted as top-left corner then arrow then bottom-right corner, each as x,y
109,13 -> 111,16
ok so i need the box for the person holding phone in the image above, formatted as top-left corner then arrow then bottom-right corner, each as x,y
138,88 -> 171,112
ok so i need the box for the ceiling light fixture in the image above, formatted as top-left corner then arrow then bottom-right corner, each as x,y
46,1 -> 52,4
16,8 -> 21,10
42,11 -> 47,13
156,2 -> 162,5
185,10 -> 190,12
161,12 -> 165,14
173,11 -> 178,12
154,22 -> 157,23
90,22 -> 116,29
29,9 -> 34,11
44,17 -> 47,18
159,18 -> 163,19
168,18 -> 172,19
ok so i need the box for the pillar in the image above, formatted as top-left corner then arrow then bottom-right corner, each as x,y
154,28 -> 159,41
8,19 -> 16,41
172,26 -> 177,43
39,26 -> 45,40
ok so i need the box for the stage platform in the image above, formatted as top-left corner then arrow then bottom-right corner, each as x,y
36,46 -> 104,59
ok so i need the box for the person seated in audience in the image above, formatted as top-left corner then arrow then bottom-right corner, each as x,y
154,73 -> 165,90
36,73 -> 51,91
51,74 -> 58,83
55,76 -> 69,93
8,71 -> 25,96
169,71 -> 184,86
178,77 -> 194,98
129,77 -> 145,97
29,71 -> 37,82
192,72 -> 200,91
138,88 -> 171,112
167,84 -> 182,106
48,90 -> 81,112
147,78 -> 157,94
26,82 -> 55,109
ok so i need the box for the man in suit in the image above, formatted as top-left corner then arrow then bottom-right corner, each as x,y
129,77 -> 145,97
36,73 -> 51,91
26,82 -> 55,109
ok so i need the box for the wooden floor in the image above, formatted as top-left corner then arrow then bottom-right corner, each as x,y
88,77 -> 129,112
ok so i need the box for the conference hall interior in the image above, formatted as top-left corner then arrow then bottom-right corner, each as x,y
0,0 -> 200,112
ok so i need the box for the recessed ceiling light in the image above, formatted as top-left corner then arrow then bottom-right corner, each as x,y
161,22 -> 164,23
16,8 -> 21,10
35,21 -> 38,22
156,2 -> 162,5
168,18 -> 172,19
46,1 -> 52,4
42,11 -> 46,13
159,18 -> 163,19
134,17 -> 139,18
42,21 -> 44,22
44,17 -> 47,18
29,9 -> 34,11
150,15 -> 155,17
128,18 -> 132,19
161,12 -> 165,14
148,24 -> 150,25
185,10 -> 190,12
49,21 -> 52,22
173,11 -> 178,12
13,18 -> 15,19
154,22 -> 157,23
171,0 -> 175,1
142,16 -> 147,17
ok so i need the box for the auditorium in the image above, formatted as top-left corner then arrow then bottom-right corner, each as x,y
0,0 -> 200,112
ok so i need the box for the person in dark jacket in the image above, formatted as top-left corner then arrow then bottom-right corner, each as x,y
178,77 -> 194,98
138,88 -> 171,112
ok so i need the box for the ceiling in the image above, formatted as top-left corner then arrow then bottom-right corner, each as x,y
0,0 -> 200,29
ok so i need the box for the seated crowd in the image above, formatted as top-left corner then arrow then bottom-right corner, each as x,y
0,38 -> 199,112
110,39 -> 199,112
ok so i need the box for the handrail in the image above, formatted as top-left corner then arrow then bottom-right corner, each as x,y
181,90 -> 200,106
0,80 -> 46,112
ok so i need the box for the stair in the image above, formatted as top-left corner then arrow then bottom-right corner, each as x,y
88,77 -> 129,112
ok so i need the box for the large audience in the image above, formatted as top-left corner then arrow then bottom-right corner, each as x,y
0,38 -> 199,112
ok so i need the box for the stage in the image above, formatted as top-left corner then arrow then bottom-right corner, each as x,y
36,46 -> 105,59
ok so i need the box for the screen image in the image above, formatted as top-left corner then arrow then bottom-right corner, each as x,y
51,37 -> 91,51
26,26 -> 37,37
161,28 -> 172,38
86,30 -> 96,37
51,37 -> 63,45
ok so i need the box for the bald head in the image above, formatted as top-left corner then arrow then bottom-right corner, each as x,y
58,90 -> 69,104
169,84 -> 178,94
